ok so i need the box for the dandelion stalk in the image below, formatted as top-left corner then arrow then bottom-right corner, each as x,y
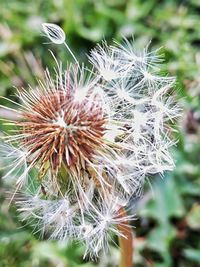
117,207 -> 133,267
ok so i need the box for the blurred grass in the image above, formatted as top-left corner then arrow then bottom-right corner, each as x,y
0,1 -> 200,267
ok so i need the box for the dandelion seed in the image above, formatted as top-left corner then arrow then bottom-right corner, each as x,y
42,23 -> 66,44
42,23 -> 78,64
88,43 -> 126,81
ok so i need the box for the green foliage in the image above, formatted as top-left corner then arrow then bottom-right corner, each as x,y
0,1 -> 200,266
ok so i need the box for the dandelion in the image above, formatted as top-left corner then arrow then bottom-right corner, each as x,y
0,23 -> 180,266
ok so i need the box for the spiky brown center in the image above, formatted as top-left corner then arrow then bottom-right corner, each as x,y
18,90 -> 106,174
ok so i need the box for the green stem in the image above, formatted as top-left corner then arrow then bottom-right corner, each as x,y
117,207 -> 133,267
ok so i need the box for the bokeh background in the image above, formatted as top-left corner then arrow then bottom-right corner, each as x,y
0,1 -> 200,267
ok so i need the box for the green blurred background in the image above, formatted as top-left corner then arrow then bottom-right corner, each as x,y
0,1 -> 200,266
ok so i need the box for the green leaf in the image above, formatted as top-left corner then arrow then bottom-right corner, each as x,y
187,204 -> 200,230
183,248 -> 200,263
140,175 -> 185,223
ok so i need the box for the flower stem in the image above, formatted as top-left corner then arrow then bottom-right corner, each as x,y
117,207 -> 133,267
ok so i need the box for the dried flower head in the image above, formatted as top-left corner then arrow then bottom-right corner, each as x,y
16,66 -> 106,177
0,23 -> 180,258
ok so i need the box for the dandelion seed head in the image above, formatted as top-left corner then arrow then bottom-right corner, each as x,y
0,24 -> 180,258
